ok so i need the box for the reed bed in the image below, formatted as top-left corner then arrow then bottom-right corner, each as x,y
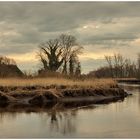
0,78 -> 117,89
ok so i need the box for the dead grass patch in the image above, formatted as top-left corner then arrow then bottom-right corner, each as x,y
0,78 -> 117,89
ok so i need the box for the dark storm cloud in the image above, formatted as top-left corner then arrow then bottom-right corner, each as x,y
0,2 -> 140,72
1,2 -> 140,30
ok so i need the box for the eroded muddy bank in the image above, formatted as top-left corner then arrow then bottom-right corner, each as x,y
0,85 -> 129,108
0,96 -> 126,113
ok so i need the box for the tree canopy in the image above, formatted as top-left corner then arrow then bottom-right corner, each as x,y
38,34 -> 83,76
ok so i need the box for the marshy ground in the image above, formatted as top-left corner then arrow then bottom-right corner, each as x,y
0,78 -> 129,110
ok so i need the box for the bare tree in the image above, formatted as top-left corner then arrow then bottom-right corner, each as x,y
114,54 -> 124,77
38,39 -> 64,72
97,53 -> 137,78
137,53 -> 140,78
124,58 -> 131,77
105,55 -> 113,77
59,34 -> 83,74
38,34 -> 83,76
69,54 -> 75,75
75,61 -> 81,77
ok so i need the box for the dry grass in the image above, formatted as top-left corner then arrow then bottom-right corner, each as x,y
0,78 -> 117,89
114,78 -> 137,80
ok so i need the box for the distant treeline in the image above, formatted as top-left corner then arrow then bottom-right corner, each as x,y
0,56 -> 23,77
0,56 -> 16,65
1,34 -> 140,79
0,34 -> 83,78
88,53 -> 140,79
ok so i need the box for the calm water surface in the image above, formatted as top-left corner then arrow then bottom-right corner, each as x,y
0,83 -> 140,138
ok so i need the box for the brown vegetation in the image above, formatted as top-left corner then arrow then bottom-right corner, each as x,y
38,34 -> 82,77
0,56 -> 23,77
89,53 -> 140,78
0,78 -> 128,107
0,78 -> 117,88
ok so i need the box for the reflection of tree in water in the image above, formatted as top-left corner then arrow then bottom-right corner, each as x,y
138,87 -> 140,109
119,84 -> 140,110
122,85 -> 140,112
0,112 -> 19,124
47,110 -> 77,135
126,86 -> 140,111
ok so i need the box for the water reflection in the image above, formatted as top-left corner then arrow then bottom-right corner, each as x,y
119,83 -> 140,111
48,111 -> 77,135
0,110 -> 78,138
0,84 -> 140,138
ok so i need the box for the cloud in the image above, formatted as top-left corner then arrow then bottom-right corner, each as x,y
0,2 -> 140,73
7,51 -> 39,72
81,58 -> 107,74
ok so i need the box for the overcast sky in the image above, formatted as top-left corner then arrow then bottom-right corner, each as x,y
0,2 -> 140,73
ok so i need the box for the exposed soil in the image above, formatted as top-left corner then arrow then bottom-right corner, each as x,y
0,85 -> 129,110
0,97 -> 125,113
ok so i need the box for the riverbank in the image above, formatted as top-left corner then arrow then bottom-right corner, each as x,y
116,78 -> 140,84
0,78 -> 129,107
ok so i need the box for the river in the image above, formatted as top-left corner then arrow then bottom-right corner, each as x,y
0,83 -> 140,138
